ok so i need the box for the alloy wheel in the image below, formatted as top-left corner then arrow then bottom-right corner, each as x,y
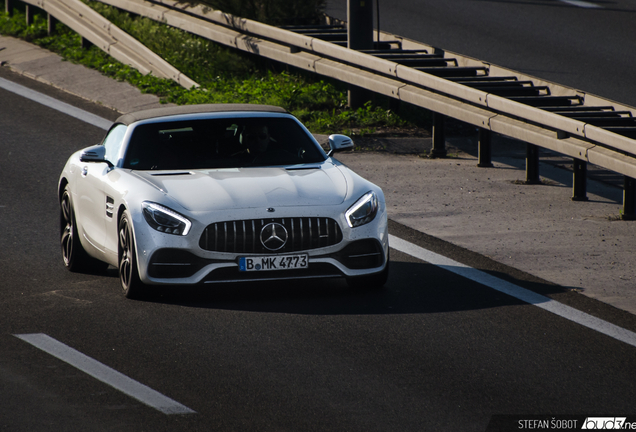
119,217 -> 133,290
60,191 -> 74,267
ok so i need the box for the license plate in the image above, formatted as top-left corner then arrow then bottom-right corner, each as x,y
238,254 -> 308,272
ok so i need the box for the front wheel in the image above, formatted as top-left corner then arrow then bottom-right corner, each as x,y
118,211 -> 145,299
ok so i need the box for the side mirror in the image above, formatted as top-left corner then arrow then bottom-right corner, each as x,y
80,145 -> 113,167
328,134 -> 354,156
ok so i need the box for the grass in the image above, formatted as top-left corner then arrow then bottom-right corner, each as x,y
0,0 -> 430,134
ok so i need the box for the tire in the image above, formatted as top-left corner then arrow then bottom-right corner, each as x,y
118,211 -> 145,299
346,260 -> 390,291
60,186 -> 108,273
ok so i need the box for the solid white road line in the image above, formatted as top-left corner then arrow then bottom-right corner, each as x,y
14,333 -> 196,415
0,77 -> 112,130
389,235 -> 636,348
559,0 -> 602,8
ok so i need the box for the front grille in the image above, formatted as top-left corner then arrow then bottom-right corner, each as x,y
199,217 -> 343,253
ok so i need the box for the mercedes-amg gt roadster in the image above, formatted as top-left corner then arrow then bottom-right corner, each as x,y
59,104 -> 389,298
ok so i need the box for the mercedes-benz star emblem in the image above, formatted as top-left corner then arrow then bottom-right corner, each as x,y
260,222 -> 288,251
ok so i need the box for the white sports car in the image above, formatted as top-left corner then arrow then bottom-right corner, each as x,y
59,104 -> 389,298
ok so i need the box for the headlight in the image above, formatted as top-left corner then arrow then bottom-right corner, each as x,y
345,191 -> 379,228
142,202 -> 191,236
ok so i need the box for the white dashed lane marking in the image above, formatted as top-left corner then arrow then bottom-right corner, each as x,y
15,333 -> 196,415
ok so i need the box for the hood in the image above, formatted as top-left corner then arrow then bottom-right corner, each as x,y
133,164 -> 348,211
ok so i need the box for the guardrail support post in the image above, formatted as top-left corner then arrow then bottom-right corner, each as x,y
347,0 -> 374,109
347,0 -> 374,50
478,128 -> 493,168
26,4 -> 34,26
81,37 -> 93,49
526,144 -> 541,184
430,113 -> 447,158
622,176 -> 636,220
571,159 -> 588,201
48,14 -> 58,35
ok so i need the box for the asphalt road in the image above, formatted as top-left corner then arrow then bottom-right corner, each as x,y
1,69 -> 636,431
325,0 -> 636,108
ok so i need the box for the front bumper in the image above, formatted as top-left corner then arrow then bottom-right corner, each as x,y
132,200 -> 389,286
145,238 -> 387,285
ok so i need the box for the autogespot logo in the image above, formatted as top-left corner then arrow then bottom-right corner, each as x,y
582,418 -> 629,429
260,222 -> 288,251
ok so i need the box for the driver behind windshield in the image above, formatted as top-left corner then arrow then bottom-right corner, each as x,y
239,124 -> 293,165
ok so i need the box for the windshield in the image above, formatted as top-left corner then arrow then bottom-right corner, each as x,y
123,117 -> 326,170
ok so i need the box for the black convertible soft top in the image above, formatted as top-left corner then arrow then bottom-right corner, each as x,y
115,104 -> 288,126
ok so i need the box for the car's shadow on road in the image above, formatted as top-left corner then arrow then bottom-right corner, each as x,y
141,258 -> 571,316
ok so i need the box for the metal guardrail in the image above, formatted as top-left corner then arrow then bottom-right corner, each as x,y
16,0 -> 198,88
10,0 -> 636,215
93,0 -> 636,173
